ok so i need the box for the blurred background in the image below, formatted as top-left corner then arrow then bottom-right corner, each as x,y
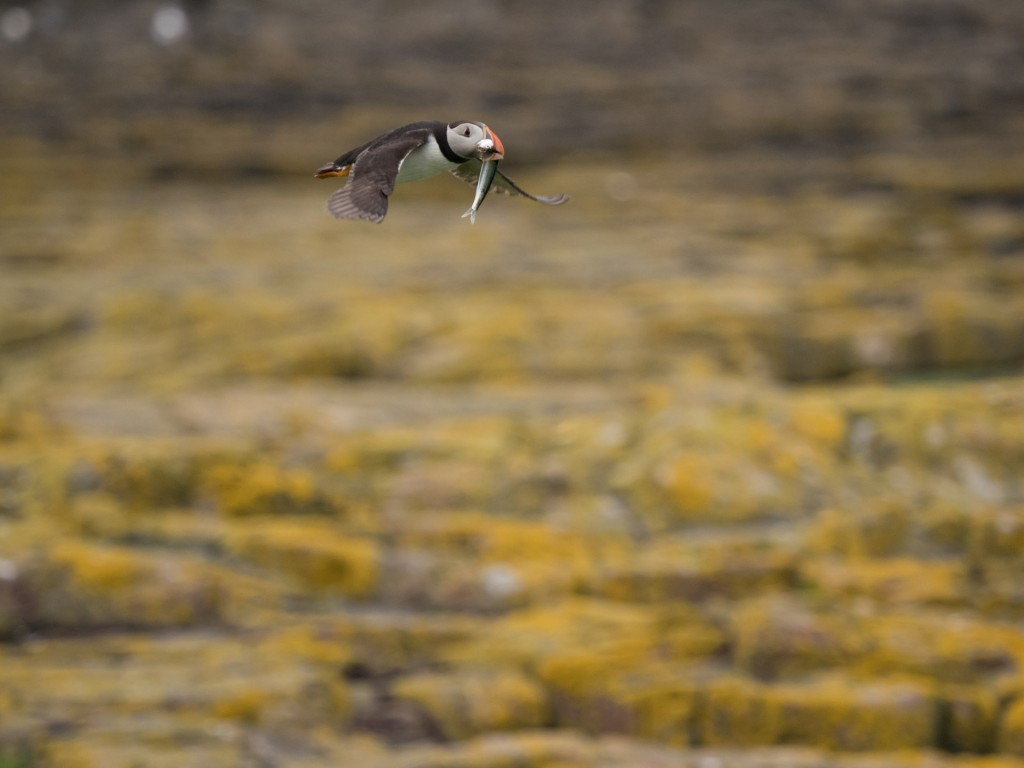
3,2 -> 1024,767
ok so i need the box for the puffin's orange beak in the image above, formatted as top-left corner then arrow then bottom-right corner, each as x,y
478,126 -> 505,161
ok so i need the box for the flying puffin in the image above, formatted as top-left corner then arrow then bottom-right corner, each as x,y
314,120 -> 568,223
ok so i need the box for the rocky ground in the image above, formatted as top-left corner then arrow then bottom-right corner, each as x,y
3,1 -> 1024,767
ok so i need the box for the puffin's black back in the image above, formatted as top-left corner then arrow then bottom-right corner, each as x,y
325,122 -> 449,222
330,121 -> 450,167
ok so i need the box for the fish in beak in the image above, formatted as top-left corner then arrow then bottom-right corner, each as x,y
475,126 -> 505,161
462,158 -> 499,224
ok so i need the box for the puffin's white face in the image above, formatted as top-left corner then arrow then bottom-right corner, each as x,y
447,121 -> 505,161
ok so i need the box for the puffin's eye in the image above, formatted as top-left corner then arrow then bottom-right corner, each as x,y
461,127 -> 471,137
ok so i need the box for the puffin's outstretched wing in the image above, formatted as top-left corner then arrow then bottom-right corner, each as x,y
451,160 -> 569,206
321,128 -> 435,223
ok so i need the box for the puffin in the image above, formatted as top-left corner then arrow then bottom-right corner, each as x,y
314,120 -> 568,223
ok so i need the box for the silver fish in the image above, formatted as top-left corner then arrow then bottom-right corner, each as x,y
462,159 -> 499,224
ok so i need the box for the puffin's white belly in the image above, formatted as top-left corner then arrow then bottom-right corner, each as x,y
395,136 -> 455,184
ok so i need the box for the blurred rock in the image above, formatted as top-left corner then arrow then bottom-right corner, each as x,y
2,0 -> 1023,167
11,540 -> 224,635
3,6 -> 1024,761
1000,696 -> 1024,757
226,519 -> 378,598
391,670 -> 549,741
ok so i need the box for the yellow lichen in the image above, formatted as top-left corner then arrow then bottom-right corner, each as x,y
941,685 -> 999,753
660,452 -> 716,516
226,520 -> 377,598
998,696 -> 1024,756
733,598 -> 863,680
263,624 -> 353,667
39,540 -> 224,629
393,670 -> 549,740
775,676 -> 936,751
9,141 -> 1024,764
804,557 -> 967,607
451,598 -> 659,672
617,666 -> 702,745
788,398 -> 846,449
212,687 -> 273,724
49,540 -> 153,591
90,447 -> 203,511
699,677 -> 782,747
202,460 -> 327,517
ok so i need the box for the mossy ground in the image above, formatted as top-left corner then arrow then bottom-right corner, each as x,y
2,125 -> 1024,768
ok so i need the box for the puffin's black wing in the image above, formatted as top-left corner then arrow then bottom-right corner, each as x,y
324,124 -> 438,223
451,160 -> 569,206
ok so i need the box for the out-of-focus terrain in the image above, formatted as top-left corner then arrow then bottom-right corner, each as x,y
2,1 -> 1024,766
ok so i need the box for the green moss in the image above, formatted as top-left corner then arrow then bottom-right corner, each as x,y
0,746 -> 37,768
